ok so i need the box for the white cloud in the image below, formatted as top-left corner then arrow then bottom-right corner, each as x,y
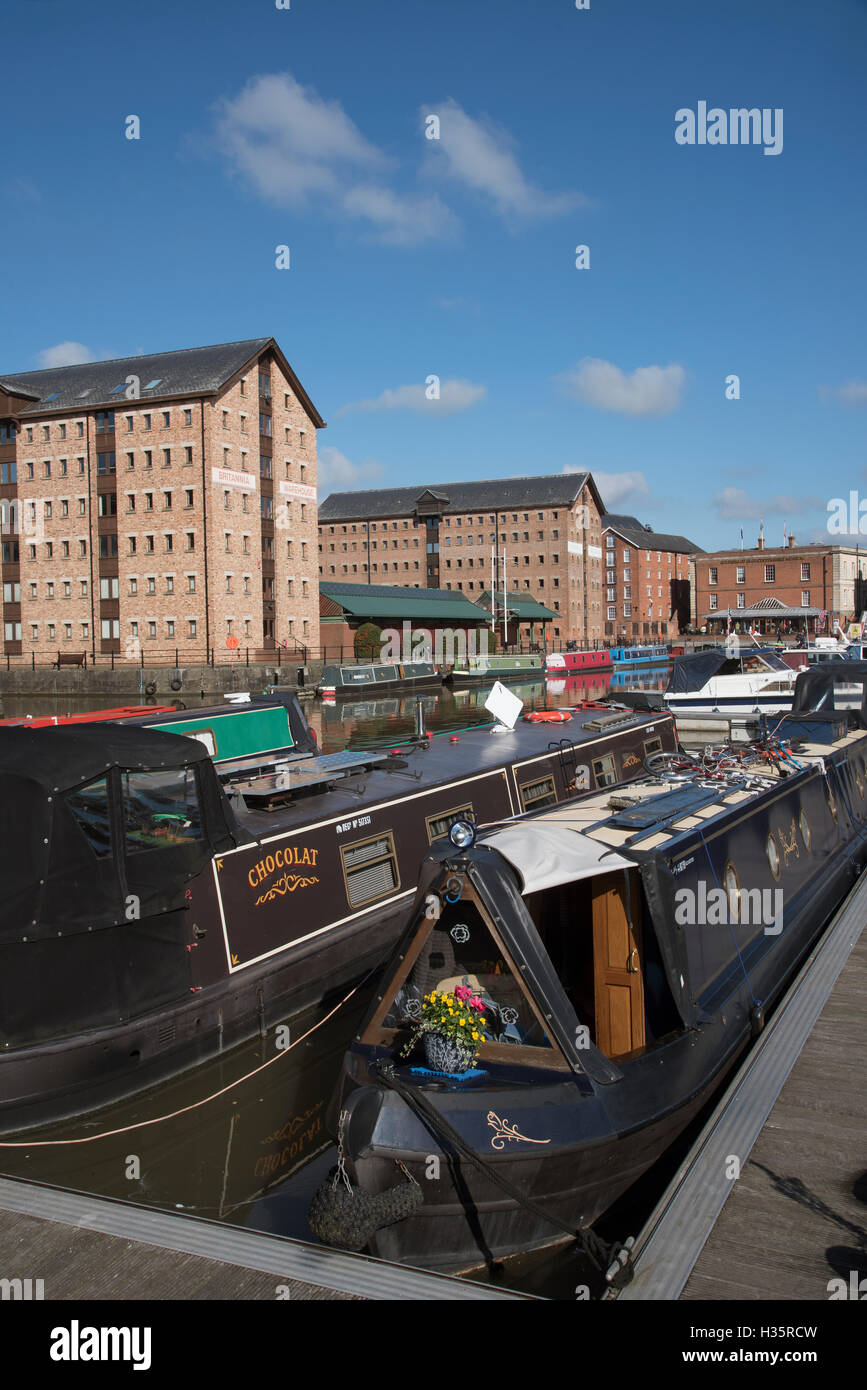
317,446 -> 385,493
11,178 -> 40,203
820,380 -> 867,407
336,378 -> 486,418
37,341 -> 98,368
591,470 -> 652,510
422,99 -> 584,220
556,358 -> 686,417
712,487 -> 822,521
212,73 -> 455,244
342,185 -> 457,246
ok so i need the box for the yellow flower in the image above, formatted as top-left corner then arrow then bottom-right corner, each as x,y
472,1031 -> 479,1041
459,1018 -> 465,1025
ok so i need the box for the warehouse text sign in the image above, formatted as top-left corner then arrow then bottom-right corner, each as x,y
279,481 -> 317,502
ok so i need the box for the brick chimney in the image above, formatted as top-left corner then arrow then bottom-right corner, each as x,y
788,533 -> 796,548
757,534 -> 764,550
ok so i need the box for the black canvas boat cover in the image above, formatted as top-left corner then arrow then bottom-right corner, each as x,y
791,660 -> 867,725
666,647 -> 785,694
0,724 -> 241,941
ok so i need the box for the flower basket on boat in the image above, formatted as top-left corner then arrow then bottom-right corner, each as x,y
401,985 -> 487,1073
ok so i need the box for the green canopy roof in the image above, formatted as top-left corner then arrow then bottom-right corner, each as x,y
476,590 -> 558,621
320,581 -> 490,623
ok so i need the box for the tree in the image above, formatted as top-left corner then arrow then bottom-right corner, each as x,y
354,622 -> 382,660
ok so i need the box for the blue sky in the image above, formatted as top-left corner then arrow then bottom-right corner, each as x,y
3,0 -> 866,551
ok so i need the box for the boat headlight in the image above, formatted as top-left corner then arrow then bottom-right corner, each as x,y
448,818 -> 477,850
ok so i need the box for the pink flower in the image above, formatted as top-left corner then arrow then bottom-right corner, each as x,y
454,985 -> 471,1001
470,997 -> 484,1011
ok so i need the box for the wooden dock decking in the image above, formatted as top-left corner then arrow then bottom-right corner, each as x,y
0,1178 -> 534,1301
619,870 -> 867,1302
681,926 -> 867,1301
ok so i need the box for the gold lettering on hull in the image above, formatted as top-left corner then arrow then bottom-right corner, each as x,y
247,845 -> 320,890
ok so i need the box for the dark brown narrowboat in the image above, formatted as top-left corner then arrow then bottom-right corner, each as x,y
0,695 -> 675,1131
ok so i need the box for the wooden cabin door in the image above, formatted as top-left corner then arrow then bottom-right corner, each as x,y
592,871 -> 645,1058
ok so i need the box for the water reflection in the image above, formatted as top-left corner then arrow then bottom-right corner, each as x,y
0,987 -> 375,1233
315,665 -> 670,754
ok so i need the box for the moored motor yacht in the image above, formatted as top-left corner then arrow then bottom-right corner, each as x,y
663,647 -> 806,715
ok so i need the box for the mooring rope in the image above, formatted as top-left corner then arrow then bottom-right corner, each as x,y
0,979 -> 365,1148
375,1063 -> 633,1288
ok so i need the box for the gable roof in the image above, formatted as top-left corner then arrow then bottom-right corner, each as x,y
602,514 -> 703,554
475,590 -> 558,621
0,337 -> 325,426
318,472 -> 601,522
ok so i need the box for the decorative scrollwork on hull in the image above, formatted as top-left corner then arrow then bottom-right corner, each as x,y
777,818 -> 799,867
487,1111 -> 551,1150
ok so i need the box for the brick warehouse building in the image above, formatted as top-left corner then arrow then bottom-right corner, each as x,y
601,514 -> 702,640
695,534 -> 866,636
0,338 -> 324,664
317,474 -> 608,647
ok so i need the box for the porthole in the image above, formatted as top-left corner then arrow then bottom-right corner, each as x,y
766,834 -> 781,881
799,810 -> 811,850
723,861 -> 741,922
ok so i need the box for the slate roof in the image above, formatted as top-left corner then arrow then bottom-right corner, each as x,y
319,581 -> 490,623
318,473 -> 600,521
0,337 -> 325,425
603,513 -> 703,554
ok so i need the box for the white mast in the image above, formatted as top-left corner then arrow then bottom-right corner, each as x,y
502,548 -> 508,646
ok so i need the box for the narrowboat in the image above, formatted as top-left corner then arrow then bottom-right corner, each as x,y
0,693 -> 317,785
664,647 -> 805,715
0,695 -> 676,1132
330,662 -> 867,1273
545,649 -> 613,675
609,643 -> 670,667
316,661 -> 441,697
0,705 -> 178,728
446,654 -> 545,687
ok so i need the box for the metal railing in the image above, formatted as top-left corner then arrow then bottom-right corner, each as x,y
2,645 -> 308,672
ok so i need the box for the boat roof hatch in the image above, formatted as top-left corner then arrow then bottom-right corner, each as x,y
479,820 -> 632,895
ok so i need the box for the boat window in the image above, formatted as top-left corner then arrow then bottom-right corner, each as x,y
385,899 -> 551,1050
799,810 -> 811,850
66,776 -> 113,857
341,832 -> 399,907
766,833 -> 781,880
519,776 -> 557,811
592,753 -> 618,787
644,737 -> 663,758
122,768 -> 204,853
426,805 -> 474,844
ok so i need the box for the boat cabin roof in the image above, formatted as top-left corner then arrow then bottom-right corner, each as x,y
477,726 -> 867,890
226,704 -> 663,833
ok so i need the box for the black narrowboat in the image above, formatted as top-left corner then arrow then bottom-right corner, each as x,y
331,664 -> 867,1272
316,661 -> 442,697
0,694 -> 675,1131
